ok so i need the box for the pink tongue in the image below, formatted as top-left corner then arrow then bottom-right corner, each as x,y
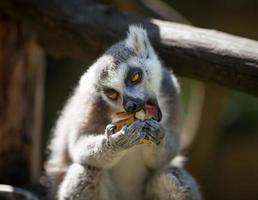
144,104 -> 158,118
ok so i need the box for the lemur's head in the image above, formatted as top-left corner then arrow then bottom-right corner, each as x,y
96,25 -> 163,121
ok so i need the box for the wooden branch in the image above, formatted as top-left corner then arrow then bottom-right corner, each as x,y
1,0 -> 258,96
0,14 -> 44,185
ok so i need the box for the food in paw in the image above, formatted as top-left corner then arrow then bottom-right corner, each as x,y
112,110 -> 153,144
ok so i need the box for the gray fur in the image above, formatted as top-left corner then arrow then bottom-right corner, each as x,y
145,165 -> 202,200
46,25 -> 202,200
105,42 -> 136,66
160,67 -> 181,128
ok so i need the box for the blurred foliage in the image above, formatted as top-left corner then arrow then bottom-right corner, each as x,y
221,91 -> 258,139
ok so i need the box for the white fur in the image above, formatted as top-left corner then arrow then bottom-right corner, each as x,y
109,145 -> 149,200
126,25 -> 151,57
99,58 -> 126,92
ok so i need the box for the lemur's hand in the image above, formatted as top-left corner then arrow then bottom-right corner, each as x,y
105,120 -> 146,149
143,119 -> 165,145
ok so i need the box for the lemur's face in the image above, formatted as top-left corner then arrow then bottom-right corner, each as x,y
98,26 -> 163,121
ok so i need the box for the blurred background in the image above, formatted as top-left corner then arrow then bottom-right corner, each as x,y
1,0 -> 258,200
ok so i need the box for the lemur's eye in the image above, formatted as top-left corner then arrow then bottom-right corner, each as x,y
131,72 -> 141,82
109,91 -> 119,100
104,88 -> 119,100
126,68 -> 142,86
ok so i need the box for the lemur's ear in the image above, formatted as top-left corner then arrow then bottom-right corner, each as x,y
125,25 -> 151,57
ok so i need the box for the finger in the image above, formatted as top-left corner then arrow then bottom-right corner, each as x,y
112,125 -> 139,147
114,132 -> 130,145
127,121 -> 145,135
132,132 -> 145,145
143,124 -> 157,137
129,129 -> 146,143
119,127 -> 146,148
144,121 -> 164,142
128,120 -> 144,129
145,120 -> 161,129
124,126 -> 137,137
105,124 -> 117,136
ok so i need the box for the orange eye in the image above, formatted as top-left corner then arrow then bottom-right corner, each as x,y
108,91 -> 119,100
131,72 -> 141,82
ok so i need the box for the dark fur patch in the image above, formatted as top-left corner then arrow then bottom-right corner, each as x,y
143,40 -> 147,50
160,68 -> 180,126
100,68 -> 109,80
104,41 -> 136,67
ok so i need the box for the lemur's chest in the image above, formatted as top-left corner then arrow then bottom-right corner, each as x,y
109,145 -> 150,200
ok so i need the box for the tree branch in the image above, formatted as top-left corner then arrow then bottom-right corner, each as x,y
1,0 -> 258,96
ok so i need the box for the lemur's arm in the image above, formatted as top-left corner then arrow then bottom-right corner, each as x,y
56,120 -> 148,199
142,120 -> 180,170
69,120 -> 147,169
70,134 -> 123,169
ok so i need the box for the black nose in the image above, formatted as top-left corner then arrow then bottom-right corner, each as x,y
123,96 -> 144,113
125,101 -> 138,112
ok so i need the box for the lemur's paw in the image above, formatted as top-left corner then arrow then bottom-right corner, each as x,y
106,120 -> 146,149
143,119 -> 165,145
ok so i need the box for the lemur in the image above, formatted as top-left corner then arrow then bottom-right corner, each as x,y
46,25 -> 202,200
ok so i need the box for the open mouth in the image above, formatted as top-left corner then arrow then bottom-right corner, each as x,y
112,99 -> 162,133
143,100 -> 162,122
114,99 -> 162,124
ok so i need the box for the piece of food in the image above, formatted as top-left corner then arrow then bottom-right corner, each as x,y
112,112 -> 135,132
111,110 -> 153,144
134,110 -> 146,120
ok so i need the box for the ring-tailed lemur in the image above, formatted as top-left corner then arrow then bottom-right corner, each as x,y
46,25 -> 202,200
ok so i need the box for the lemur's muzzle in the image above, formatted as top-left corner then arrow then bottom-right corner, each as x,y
123,95 -> 144,113
123,96 -> 162,122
